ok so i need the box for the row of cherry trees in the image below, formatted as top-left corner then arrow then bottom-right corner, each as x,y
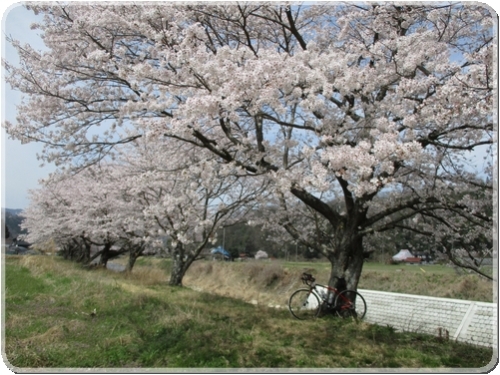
7,3 -> 495,288
22,137 -> 266,284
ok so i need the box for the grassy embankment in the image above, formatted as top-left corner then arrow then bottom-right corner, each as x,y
4,255 -> 495,369
183,259 -> 493,307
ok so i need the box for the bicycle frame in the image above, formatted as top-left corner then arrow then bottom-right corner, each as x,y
308,286 -> 357,319
311,284 -> 349,305
289,272 -> 367,320
309,284 -> 332,302
288,272 -> 366,319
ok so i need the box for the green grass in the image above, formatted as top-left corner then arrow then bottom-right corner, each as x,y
282,259 -> 487,276
282,258 -> 491,270
3,255 -> 495,370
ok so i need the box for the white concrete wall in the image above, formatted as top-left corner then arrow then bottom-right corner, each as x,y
358,289 -> 497,348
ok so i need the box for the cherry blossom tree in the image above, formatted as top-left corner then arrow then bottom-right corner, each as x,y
21,166 -> 142,267
114,136 -> 268,285
22,134 -> 266,283
5,3 -> 495,290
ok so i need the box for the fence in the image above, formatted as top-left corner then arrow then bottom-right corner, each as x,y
358,289 -> 497,348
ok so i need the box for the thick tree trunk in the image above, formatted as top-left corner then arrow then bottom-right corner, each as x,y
126,253 -> 138,272
78,240 -> 91,264
289,183 -> 367,292
327,234 -> 365,292
169,257 -> 185,286
169,255 -> 193,286
126,244 -> 145,272
169,242 -> 198,286
99,242 -> 112,267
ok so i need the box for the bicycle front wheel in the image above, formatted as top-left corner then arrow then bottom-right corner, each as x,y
334,290 -> 367,320
288,288 -> 321,320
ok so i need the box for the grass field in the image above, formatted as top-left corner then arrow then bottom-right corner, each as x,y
180,258 -> 494,306
3,255 -> 495,370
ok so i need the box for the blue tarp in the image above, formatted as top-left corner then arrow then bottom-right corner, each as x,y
211,246 -> 231,258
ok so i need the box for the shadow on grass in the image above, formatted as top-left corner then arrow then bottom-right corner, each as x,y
4,256 -> 495,369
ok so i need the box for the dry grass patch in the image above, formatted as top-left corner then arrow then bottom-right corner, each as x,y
102,334 -> 135,348
19,325 -> 66,346
4,314 -> 32,330
114,281 -> 163,297
122,267 -> 168,285
184,260 -> 302,307
448,275 -> 490,301
360,269 -> 492,302
17,255 -> 82,277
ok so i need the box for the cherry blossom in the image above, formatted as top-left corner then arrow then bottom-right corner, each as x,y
7,3 -> 494,289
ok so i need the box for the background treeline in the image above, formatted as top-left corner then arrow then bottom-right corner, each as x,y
7,200 -> 489,264
2,209 -> 25,242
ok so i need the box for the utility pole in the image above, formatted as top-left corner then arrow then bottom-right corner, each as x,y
223,227 -> 226,249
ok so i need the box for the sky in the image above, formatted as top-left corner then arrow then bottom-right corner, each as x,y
2,2 -> 54,210
0,1 -> 498,211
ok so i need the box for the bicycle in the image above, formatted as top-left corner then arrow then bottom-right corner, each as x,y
288,272 -> 367,320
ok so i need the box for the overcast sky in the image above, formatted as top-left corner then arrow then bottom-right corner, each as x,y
1,1 -> 498,211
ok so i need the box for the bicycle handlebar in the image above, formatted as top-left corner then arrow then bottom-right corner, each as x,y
301,272 -> 315,285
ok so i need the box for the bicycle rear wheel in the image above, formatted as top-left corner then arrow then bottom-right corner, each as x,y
288,288 -> 321,320
334,290 -> 367,320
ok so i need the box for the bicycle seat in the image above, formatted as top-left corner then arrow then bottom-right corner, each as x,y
301,273 -> 315,284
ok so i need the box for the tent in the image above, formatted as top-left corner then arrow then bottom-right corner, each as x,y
392,249 -> 413,261
254,250 -> 268,260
